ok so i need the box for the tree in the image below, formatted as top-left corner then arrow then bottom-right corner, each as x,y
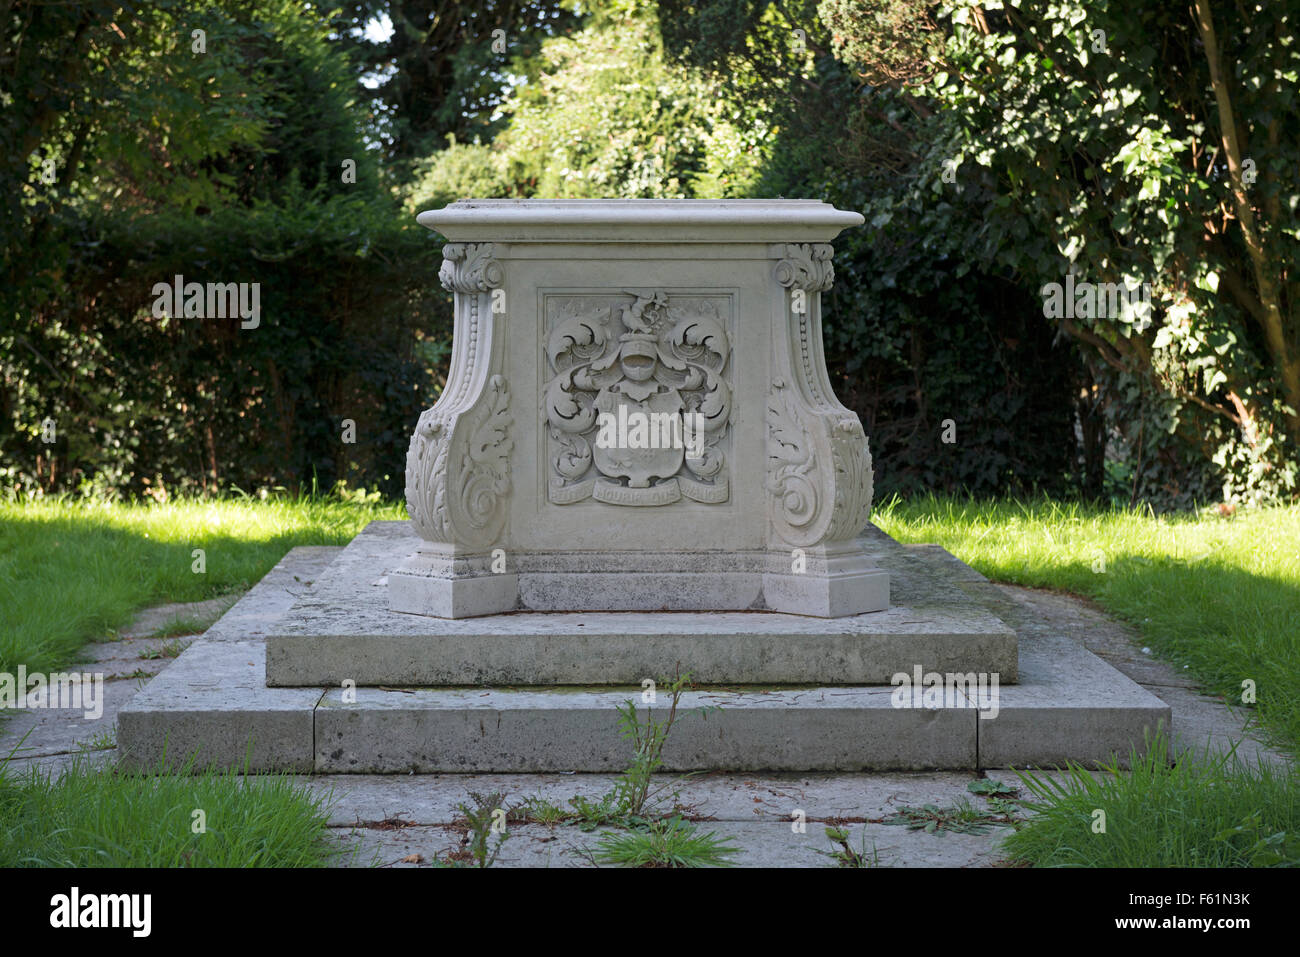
818,0 -> 1298,504
328,0 -> 580,174
406,0 -> 770,206
1,0 -> 440,497
658,0 -> 1087,499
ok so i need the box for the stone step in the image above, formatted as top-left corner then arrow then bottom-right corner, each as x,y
304,620 -> 1170,771
118,631 -> 1169,772
116,542 -> 1170,773
264,521 -> 1018,687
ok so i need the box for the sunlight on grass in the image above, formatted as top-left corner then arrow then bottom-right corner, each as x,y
874,496 -> 1300,754
0,494 -> 405,674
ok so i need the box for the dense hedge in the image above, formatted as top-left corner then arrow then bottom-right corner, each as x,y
826,219 -> 1082,498
2,195 -> 448,499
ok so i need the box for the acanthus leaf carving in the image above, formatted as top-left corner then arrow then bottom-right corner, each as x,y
767,241 -> 876,546
773,243 -> 834,292
406,412 -> 453,541
827,417 -> 875,541
406,374 -> 513,549
440,242 -> 504,293
458,375 -> 513,538
406,240 -> 511,549
767,377 -> 820,544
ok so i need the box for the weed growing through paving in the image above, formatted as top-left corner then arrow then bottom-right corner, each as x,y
821,826 -> 880,867
881,799 -> 1018,835
138,638 -> 190,660
448,791 -> 510,868
152,615 -> 218,640
592,815 -> 738,868
609,669 -> 710,818
966,778 -> 1026,823
514,672 -> 736,867
1001,732 -> 1300,867
75,729 -> 116,752
564,669 -> 717,829
967,778 -> 1019,798
518,796 -> 570,826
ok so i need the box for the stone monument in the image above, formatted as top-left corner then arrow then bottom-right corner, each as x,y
116,199 -> 1171,775
387,200 -> 890,619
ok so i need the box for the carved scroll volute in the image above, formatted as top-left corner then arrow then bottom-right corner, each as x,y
405,243 -> 513,550
767,243 -> 874,547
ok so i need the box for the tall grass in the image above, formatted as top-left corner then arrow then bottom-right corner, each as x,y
1001,733 -> 1300,867
0,750 -> 342,867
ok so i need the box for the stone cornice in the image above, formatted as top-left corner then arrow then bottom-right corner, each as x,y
418,200 -> 864,244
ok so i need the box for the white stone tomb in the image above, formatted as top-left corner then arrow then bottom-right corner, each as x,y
388,199 -> 889,618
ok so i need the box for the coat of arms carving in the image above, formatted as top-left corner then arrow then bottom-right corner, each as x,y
543,290 -> 732,506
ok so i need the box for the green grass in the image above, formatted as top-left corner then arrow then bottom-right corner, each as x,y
874,496 -> 1300,868
593,815 -> 739,868
0,493 -> 404,674
874,496 -> 1300,753
1000,734 -> 1300,867
0,752 -> 342,867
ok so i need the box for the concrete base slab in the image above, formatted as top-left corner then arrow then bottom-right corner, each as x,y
116,639 -> 322,772
315,685 -> 976,773
267,521 -> 1016,687
310,612 -> 1168,771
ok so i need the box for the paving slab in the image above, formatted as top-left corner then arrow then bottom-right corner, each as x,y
306,769 -> 984,826
74,637 -> 191,680
111,594 -> 239,640
267,522 -> 1017,687
0,677 -> 137,760
309,768 -> 1019,868
329,819 -> 1006,868
0,750 -> 118,779
116,639 -> 322,772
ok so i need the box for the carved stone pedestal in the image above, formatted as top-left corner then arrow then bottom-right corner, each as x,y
389,200 -> 889,618
117,204 -> 1171,773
